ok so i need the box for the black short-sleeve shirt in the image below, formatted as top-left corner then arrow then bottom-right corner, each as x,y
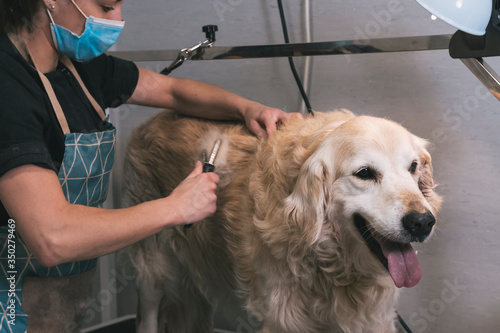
0,32 -> 139,226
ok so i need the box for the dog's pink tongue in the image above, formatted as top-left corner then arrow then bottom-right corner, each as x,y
380,241 -> 421,288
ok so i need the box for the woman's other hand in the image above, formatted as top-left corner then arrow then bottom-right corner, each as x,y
242,103 -> 304,138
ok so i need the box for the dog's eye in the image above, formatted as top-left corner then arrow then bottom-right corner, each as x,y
409,161 -> 418,174
354,167 -> 377,181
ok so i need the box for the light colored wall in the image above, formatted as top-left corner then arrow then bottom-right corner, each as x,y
104,1 -> 500,332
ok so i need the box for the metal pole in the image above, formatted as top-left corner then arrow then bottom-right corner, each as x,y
461,57 -> 500,102
108,35 -> 452,62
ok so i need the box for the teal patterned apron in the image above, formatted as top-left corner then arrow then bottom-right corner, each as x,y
0,48 -> 115,332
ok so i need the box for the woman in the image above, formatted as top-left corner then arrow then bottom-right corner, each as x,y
0,0 -> 301,331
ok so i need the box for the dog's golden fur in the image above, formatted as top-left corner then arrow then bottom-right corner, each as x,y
123,110 -> 442,333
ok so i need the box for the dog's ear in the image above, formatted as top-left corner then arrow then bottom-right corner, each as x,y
418,151 -> 443,214
284,153 -> 331,247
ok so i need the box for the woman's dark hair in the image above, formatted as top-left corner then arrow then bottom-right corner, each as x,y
0,0 -> 43,33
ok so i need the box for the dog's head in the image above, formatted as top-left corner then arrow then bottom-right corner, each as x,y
284,115 -> 442,288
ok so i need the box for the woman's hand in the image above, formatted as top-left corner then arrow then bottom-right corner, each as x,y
242,102 -> 304,138
168,161 -> 220,225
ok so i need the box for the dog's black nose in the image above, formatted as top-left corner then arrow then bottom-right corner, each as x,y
402,211 -> 436,242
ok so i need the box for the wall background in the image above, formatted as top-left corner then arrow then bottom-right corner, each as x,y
89,1 -> 500,332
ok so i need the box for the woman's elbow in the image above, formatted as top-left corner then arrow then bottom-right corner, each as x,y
35,253 -> 60,268
30,234 -> 67,268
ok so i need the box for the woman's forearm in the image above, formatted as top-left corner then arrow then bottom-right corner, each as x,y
127,66 -> 300,138
128,67 -> 257,120
166,77 -> 258,120
0,163 -> 218,267
43,197 -> 179,266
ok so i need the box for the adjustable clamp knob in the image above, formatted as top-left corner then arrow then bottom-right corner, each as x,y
202,25 -> 218,42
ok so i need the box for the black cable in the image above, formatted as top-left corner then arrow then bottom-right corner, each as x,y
276,0 -> 314,115
397,312 -> 413,333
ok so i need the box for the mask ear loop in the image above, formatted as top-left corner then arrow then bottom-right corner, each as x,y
46,9 -> 61,51
46,8 -> 55,23
70,0 -> 89,19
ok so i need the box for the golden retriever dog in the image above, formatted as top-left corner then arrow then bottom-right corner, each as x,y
123,109 -> 442,333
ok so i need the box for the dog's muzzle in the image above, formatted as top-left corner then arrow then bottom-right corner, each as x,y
354,212 -> 436,289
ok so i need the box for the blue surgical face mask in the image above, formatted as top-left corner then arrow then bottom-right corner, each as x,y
47,0 -> 125,62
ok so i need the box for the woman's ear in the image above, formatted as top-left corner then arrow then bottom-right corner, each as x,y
284,153 -> 331,247
419,151 -> 443,214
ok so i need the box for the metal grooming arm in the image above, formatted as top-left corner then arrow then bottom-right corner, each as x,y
109,30 -> 500,102
111,34 -> 452,61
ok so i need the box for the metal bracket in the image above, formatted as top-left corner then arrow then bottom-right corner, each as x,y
159,25 -> 218,75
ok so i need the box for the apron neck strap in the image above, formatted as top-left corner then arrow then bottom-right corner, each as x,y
10,34 -> 107,135
59,56 -> 107,122
37,65 -> 72,134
